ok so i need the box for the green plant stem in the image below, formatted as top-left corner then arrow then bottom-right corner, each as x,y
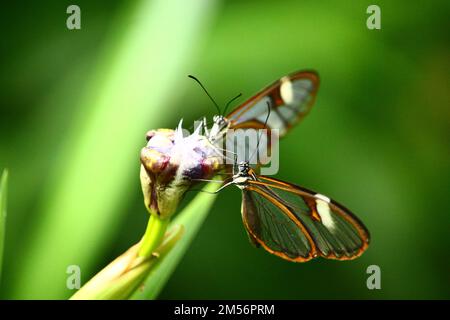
139,215 -> 170,258
70,224 -> 184,300
130,181 -> 220,299
0,169 -> 8,284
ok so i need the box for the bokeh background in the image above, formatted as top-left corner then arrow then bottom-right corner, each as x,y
0,0 -> 449,299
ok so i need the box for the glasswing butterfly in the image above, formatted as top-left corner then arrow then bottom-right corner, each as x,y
188,70 -> 369,261
216,160 -> 370,262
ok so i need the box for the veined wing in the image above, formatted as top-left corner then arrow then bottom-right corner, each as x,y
241,176 -> 370,262
227,70 -> 319,137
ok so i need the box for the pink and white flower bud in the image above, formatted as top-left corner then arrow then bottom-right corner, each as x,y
140,121 -> 222,218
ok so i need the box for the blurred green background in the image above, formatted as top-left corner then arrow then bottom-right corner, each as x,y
0,0 -> 449,299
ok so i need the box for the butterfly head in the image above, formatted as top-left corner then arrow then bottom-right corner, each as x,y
213,115 -> 228,128
237,160 -> 249,173
238,161 -> 256,178
231,161 -> 257,188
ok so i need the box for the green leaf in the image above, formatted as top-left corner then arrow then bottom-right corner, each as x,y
130,182 -> 219,299
70,224 -> 184,300
0,169 -> 8,283
10,0 -> 219,299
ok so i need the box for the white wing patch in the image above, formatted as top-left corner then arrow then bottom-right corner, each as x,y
315,194 -> 335,230
280,77 -> 294,105
315,193 -> 330,203
281,77 -> 314,109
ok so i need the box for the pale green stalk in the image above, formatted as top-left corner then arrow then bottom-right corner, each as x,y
131,182 -> 220,299
70,224 -> 184,300
138,215 -> 170,258
0,169 -> 8,283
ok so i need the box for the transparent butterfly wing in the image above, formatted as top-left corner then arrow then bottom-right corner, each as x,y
221,71 -> 319,168
227,71 -> 319,137
241,177 -> 370,261
242,187 -> 315,261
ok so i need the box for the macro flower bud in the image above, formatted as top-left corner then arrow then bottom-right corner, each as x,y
140,121 -> 222,219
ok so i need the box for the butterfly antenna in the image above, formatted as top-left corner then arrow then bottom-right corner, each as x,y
188,75 -> 221,115
188,177 -> 234,194
222,93 -> 242,116
249,101 -> 271,163
263,101 -> 271,128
